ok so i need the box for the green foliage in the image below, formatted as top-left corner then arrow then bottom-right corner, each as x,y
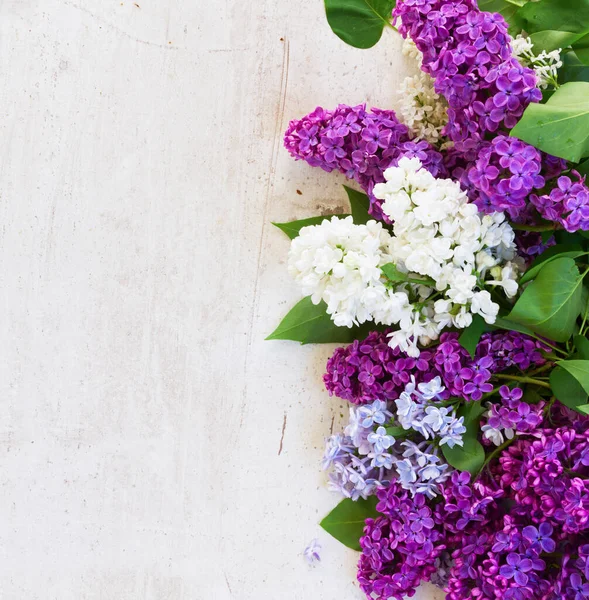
519,244 -> 585,285
559,52 -> 589,85
273,215 -> 350,239
577,158 -> 589,178
511,82 -> 589,162
266,297 -> 357,344
557,360 -> 589,395
507,257 -> 585,342
344,185 -> 372,224
324,0 -> 396,49
320,496 -> 379,550
516,0 -> 589,36
550,366 -> 588,413
442,403 -> 485,475
458,315 -> 490,358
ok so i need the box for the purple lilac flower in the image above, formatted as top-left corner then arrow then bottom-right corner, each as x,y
358,483 -> 446,599
324,330 -> 547,405
466,136 -> 545,218
303,539 -> 321,565
393,0 -> 542,152
284,104 -> 445,220
532,172 -> 589,233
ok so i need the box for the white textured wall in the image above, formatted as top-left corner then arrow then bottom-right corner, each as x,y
0,1 -> 445,599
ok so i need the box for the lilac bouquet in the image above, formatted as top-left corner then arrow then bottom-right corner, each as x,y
269,0 -> 589,598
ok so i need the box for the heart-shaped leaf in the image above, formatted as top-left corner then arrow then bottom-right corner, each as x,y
550,365 -> 588,413
511,82 -> 589,162
320,496 -> 379,550
344,185 -> 372,224
519,244 -> 585,285
458,315 -> 491,358
507,257 -> 585,342
324,0 -> 396,49
273,215 -> 351,240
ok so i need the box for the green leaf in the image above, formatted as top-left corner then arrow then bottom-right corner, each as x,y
385,426 -> 410,438
458,315 -> 490,358
442,437 -> 485,475
381,263 -> 407,282
492,317 -> 538,338
516,0 -> 589,35
507,257 -> 585,342
530,30 -> 586,53
559,52 -> 589,85
273,215 -> 351,239
510,82 -> 589,162
324,0 -> 396,49
519,244 -> 585,285
550,365 -> 588,412
573,33 -> 589,65
344,185 -> 372,224
442,402 -> 485,475
266,297 -> 358,344
320,496 -> 379,551
577,158 -> 589,178
575,335 -> 589,359
557,359 -> 589,395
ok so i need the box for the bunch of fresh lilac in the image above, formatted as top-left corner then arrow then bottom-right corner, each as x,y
358,483 -> 447,600
324,330 -> 547,405
284,104 -> 445,220
481,386 -> 545,446
393,0 -> 541,152
466,136 -> 546,218
532,172 -> 589,232
323,377 -> 464,500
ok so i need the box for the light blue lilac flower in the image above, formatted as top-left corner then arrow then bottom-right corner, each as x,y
321,433 -> 355,470
303,539 -> 321,565
367,426 -> 395,454
357,399 -> 393,428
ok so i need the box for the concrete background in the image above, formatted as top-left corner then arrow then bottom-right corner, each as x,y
0,1 -> 445,598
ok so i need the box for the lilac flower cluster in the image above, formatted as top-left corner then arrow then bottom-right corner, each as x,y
358,483 -> 446,600
393,0 -> 541,152
532,173 -> 589,232
324,380 -> 462,500
324,330 -> 547,405
467,136 -> 545,218
283,104 -> 445,220
495,424 -> 589,535
481,386 -> 545,446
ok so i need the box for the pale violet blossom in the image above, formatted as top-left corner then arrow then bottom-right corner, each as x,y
304,539 -> 321,565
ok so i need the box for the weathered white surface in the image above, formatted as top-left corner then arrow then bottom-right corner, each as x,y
0,1 -> 445,599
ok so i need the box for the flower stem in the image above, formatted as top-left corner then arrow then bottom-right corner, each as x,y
492,374 -> 552,389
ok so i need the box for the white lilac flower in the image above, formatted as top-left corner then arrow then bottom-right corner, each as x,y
372,157 -> 520,350
512,34 -> 562,89
397,72 -> 449,146
303,539 -> 321,565
289,161 -> 520,356
481,423 -> 505,447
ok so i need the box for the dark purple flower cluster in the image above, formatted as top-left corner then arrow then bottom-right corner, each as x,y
358,483 -> 446,599
485,386 -> 544,439
324,330 -> 547,405
532,173 -> 589,232
283,103 -> 445,220
467,136 -> 545,218
393,0 -> 541,152
496,424 -> 589,535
